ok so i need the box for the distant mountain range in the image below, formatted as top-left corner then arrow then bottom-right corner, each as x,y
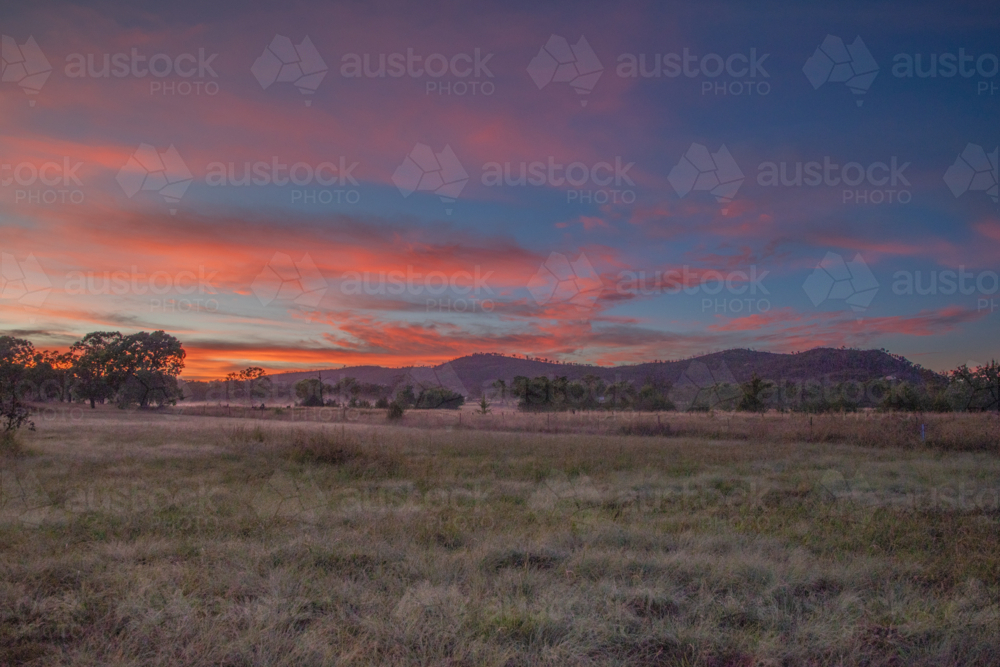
261,348 -> 943,397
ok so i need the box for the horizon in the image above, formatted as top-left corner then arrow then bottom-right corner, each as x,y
1,0 -> 998,380
182,346 -> 942,384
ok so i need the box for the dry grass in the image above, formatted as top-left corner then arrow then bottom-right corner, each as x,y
0,431 -> 29,459
175,403 -> 1000,452
0,406 -> 998,665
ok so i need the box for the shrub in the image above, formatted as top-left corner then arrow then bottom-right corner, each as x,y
294,378 -> 332,406
0,400 -> 33,433
415,387 -> 464,410
0,336 -> 35,432
395,384 -> 416,408
737,373 -> 773,412
285,430 -> 402,478
387,401 -> 405,420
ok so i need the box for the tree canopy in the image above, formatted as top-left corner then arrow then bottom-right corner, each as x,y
0,331 -> 186,426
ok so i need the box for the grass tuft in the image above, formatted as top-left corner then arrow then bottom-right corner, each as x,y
618,421 -> 673,437
482,548 -> 565,572
0,431 -> 28,458
283,429 -> 403,479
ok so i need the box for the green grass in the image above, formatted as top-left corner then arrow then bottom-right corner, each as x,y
0,407 -> 998,665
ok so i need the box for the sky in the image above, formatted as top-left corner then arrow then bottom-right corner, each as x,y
0,0 -> 997,379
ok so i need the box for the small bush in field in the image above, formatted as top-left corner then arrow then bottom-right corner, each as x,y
286,429 -> 402,478
387,401 -> 405,420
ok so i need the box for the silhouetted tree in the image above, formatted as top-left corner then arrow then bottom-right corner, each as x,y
738,373 -> 773,412
0,336 -> 35,431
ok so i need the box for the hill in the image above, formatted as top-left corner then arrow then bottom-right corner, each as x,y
262,348 -> 941,397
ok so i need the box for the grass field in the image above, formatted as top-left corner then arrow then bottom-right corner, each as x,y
2,407 -> 999,665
